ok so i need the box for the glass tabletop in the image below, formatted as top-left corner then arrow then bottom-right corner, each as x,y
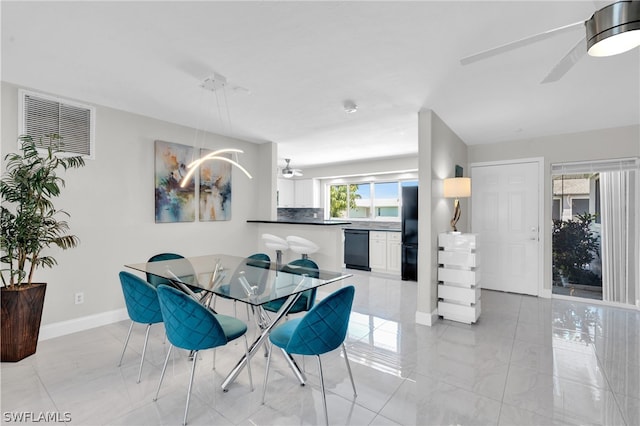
125,254 -> 352,306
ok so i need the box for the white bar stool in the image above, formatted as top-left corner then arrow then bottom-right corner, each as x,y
286,235 -> 319,260
262,234 -> 289,267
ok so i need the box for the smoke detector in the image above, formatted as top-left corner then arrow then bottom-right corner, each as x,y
343,100 -> 358,113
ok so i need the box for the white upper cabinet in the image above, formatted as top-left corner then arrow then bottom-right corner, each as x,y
277,178 -> 295,207
294,179 -> 319,207
278,178 -> 319,208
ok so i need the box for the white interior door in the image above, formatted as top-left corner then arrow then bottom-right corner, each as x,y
471,160 -> 541,296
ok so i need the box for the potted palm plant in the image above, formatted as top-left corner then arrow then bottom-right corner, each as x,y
1,134 -> 85,361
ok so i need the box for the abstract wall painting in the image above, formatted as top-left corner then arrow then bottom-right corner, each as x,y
154,140 -> 196,223
199,148 -> 232,221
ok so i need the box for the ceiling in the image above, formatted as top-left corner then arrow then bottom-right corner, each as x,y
2,1 -> 638,169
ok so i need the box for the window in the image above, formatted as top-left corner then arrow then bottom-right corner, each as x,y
329,179 -> 416,220
571,198 -> 590,217
19,89 -> 95,159
551,158 -> 639,305
350,184 -> 370,218
374,182 -> 398,218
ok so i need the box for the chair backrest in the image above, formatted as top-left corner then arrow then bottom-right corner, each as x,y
119,271 -> 164,325
246,252 -> 270,266
283,258 -> 319,311
282,258 -> 319,278
146,253 -> 185,288
225,253 -> 271,297
286,285 -> 355,356
156,285 -> 227,351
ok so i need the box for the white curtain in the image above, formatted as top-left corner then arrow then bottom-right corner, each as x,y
600,170 -> 637,304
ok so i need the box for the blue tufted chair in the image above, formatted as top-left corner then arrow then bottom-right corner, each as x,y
147,252 -> 210,304
154,284 -> 253,426
261,258 -> 319,315
117,271 -> 164,383
261,285 -> 357,426
146,253 -> 186,288
213,253 -> 270,319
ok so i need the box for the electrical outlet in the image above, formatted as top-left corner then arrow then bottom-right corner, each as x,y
74,292 -> 84,305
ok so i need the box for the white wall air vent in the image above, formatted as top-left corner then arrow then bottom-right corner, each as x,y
18,89 -> 95,159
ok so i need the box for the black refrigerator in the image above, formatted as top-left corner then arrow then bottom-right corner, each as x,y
401,186 -> 418,281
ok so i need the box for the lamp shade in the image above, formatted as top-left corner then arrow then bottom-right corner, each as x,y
586,1 -> 640,57
443,177 -> 471,199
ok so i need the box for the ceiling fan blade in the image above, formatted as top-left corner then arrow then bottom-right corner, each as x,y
460,20 -> 584,65
541,38 -> 587,84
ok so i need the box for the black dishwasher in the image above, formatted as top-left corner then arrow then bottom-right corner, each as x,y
344,229 -> 370,271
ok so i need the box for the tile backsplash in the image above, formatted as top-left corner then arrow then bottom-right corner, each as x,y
278,208 -> 324,222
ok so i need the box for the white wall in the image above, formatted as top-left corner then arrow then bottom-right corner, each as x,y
468,125 -> 640,292
1,83 -> 267,330
416,109 -> 469,326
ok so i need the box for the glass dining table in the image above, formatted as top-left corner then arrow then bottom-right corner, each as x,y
125,254 -> 352,391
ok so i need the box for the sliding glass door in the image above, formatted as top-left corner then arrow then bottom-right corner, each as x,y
552,159 -> 639,306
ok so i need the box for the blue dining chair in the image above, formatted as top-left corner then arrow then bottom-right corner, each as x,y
261,258 -> 320,315
147,252 -> 209,303
154,284 -> 253,426
261,285 -> 357,426
213,253 -> 270,318
146,253 -> 186,288
117,271 -> 164,383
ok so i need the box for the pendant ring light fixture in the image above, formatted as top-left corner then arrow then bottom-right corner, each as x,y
586,0 -> 640,57
180,73 -> 253,188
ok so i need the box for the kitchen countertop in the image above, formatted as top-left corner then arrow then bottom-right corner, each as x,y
247,220 -> 351,226
343,224 -> 401,232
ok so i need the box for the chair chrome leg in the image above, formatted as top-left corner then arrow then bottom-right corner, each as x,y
244,335 -> 254,391
183,350 -> 199,426
261,343 -> 273,405
280,347 -> 306,384
317,355 -> 329,426
137,324 -> 152,383
212,349 -> 217,370
118,321 -> 134,367
342,343 -> 357,397
154,344 -> 173,401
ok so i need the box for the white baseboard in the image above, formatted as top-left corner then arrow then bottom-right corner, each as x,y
415,308 -> 438,326
39,308 -> 128,341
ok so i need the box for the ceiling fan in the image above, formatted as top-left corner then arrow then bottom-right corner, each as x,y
460,1 -> 640,83
281,159 -> 303,178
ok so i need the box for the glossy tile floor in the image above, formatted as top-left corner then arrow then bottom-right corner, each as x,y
2,271 -> 639,425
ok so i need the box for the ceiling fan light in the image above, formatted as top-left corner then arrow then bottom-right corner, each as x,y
586,1 -> 640,57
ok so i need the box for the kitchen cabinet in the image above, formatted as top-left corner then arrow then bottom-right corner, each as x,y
386,232 -> 402,274
369,231 -> 402,275
294,179 -> 319,207
277,178 -> 294,207
279,178 -> 319,207
369,231 -> 387,270
437,232 -> 481,324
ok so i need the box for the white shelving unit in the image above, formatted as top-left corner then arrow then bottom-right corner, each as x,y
437,232 -> 481,324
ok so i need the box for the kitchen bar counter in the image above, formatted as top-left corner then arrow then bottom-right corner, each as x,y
247,220 -> 351,226
248,221 -> 347,270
